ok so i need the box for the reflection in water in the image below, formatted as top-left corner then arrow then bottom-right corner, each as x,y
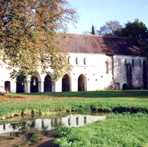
0,114 -> 106,135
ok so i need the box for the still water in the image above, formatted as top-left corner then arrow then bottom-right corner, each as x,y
0,114 -> 106,135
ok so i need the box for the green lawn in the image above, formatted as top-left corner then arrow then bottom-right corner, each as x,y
1,91 -> 148,147
1,90 -> 148,118
55,114 -> 148,147
14,90 -> 148,98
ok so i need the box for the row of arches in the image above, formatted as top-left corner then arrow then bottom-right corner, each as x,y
16,74 -> 87,93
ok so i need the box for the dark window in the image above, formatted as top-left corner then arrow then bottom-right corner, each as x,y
68,118 -> 71,126
76,57 -> 78,64
84,117 -> 87,124
105,61 -> 109,74
132,59 -> 134,67
4,81 -> 11,92
76,117 -> 79,126
84,58 -> 86,65
125,63 -> 132,88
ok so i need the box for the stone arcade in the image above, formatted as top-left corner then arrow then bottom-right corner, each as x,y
0,33 -> 147,93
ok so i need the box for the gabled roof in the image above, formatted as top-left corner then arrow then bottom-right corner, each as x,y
55,33 -> 144,56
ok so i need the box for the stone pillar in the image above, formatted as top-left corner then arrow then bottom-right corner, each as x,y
39,75 -> 45,93
25,76 -> 31,93
11,79 -> 16,93
71,74 -> 78,92
55,78 -> 62,92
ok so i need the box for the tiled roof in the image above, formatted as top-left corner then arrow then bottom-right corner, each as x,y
55,33 -> 144,56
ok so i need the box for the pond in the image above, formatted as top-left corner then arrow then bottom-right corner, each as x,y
0,114 -> 106,135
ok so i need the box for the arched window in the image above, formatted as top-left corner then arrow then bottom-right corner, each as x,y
76,57 -> 78,64
78,74 -> 87,91
105,61 -> 109,74
83,58 -> 86,65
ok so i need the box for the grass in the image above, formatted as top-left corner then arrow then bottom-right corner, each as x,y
0,90 -> 148,147
0,90 -> 148,118
55,114 -> 148,147
12,90 -> 148,98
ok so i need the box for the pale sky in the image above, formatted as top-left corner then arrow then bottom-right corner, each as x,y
67,0 -> 148,34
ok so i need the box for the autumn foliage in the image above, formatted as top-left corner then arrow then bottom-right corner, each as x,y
0,0 -> 76,79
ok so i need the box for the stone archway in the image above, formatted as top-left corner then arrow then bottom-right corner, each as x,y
62,74 -> 71,92
30,76 -> 39,93
78,74 -> 87,91
16,74 -> 26,93
44,75 -> 52,92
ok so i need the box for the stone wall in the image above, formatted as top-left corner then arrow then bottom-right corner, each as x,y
0,53 -> 146,93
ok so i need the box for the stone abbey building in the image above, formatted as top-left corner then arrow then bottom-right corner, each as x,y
0,33 -> 147,93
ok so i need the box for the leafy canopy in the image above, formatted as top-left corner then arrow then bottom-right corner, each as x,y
115,19 -> 148,55
0,0 -> 76,80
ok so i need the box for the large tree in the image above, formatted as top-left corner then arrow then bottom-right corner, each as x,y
115,19 -> 148,43
115,19 -> 148,55
0,0 -> 76,79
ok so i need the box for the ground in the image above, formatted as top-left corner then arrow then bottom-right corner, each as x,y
0,91 -> 148,147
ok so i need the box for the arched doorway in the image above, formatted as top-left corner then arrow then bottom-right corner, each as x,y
4,81 -> 11,93
44,75 -> 52,92
16,75 -> 26,93
78,74 -> 87,91
122,83 -> 129,90
62,74 -> 70,92
30,76 -> 39,93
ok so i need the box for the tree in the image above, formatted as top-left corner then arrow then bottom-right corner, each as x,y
97,21 -> 122,35
91,25 -> 95,35
115,19 -> 148,43
115,19 -> 148,55
0,0 -> 76,80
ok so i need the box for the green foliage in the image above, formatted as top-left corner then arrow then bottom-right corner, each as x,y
115,19 -> 148,55
55,114 -> 148,147
0,0 -> 76,79
115,19 -> 147,42
56,127 -> 72,138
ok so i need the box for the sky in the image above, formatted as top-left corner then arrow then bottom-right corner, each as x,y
67,0 -> 148,34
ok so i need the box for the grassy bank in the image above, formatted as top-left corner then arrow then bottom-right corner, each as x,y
0,91 -> 148,147
0,91 -> 148,118
55,114 -> 148,147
